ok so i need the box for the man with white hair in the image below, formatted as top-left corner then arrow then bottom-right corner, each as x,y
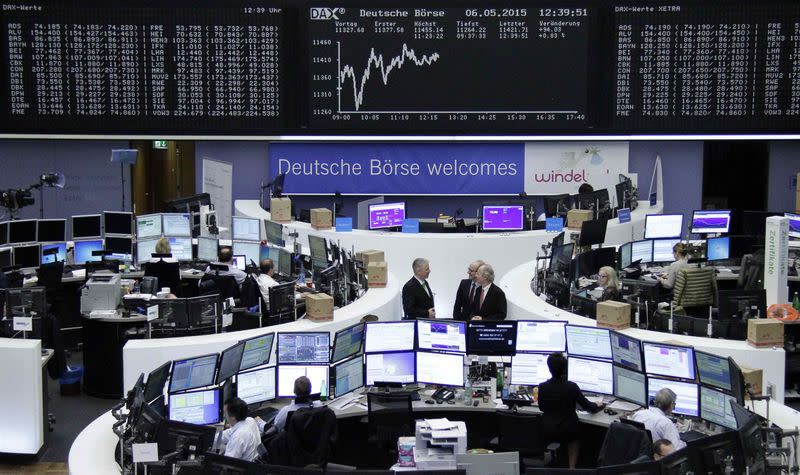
402,257 -> 435,320
631,387 -> 687,450
470,263 -> 507,321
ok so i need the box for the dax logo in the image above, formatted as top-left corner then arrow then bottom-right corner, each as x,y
310,7 -> 345,20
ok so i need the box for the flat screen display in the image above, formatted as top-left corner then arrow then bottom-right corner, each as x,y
647,377 -> 699,417
566,325 -> 612,360
568,356 -> 613,395
308,235 -> 327,262
631,239 -> 653,264
618,242 -> 632,268
136,238 -> 158,264
700,386 -> 737,430
333,356 -> 364,399
691,210 -> 731,234
104,211 -> 133,235
365,352 -> 415,386
785,213 -> 800,239
236,366 -> 276,405
8,219 -> 37,244
168,237 -> 193,261
105,236 -> 133,261
643,342 -> 696,380
14,244 -> 40,268
240,333 -> 275,371
706,236 -> 730,261
0,222 -> 8,245
277,332 -> 330,364
417,319 -> 466,353
169,354 -> 218,393
466,321 -> 517,356
696,350 -> 732,392
233,241 -> 260,266
482,205 -> 524,231
368,202 -> 406,230
168,388 -> 221,425
197,237 -> 219,262
276,365 -> 328,398
331,323 -> 365,364
162,213 -> 192,237
37,219 -> 66,242
364,321 -> 416,353
516,321 -> 566,353
610,331 -> 643,372
232,216 -> 261,241
216,342 -> 246,384
136,214 -> 162,239
40,242 -> 67,264
416,351 -> 464,387
144,362 -> 171,404
644,214 -> 683,239
510,353 -> 550,386
264,220 -> 284,247
652,238 -> 680,262
72,215 -> 102,239
613,365 -> 647,407
74,239 -> 104,264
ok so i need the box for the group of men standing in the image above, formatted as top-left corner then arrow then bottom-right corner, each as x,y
401,258 -> 507,321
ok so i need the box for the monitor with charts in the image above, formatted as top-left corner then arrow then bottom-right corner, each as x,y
568,357 -> 613,395
365,351 -> 416,386
653,238 -> 681,262
276,365 -> 328,398
332,356 -> 364,399
696,350 -> 732,392
216,342 -> 246,384
631,239 -> 653,264
136,238 -> 159,264
168,237 -> 193,261
516,321 -> 566,353
700,385 -> 737,430
264,220 -> 284,247
510,353 -> 550,386
168,388 -> 221,425
136,214 -> 162,239
416,351 -> 464,387
239,333 -> 275,371
618,242 -> 633,269
566,325 -> 612,360
613,364 -> 647,406
417,319 -> 466,353
610,331 -> 643,372
466,321 -> 517,356
277,332 -> 330,364
169,354 -> 219,393
691,210 -> 732,234
364,321 -> 415,353
162,213 -> 192,237
232,217 -> 261,241
236,366 -> 276,405
647,377 -> 699,417
331,323 -> 365,364
197,237 -> 219,262
644,214 -> 683,239
233,241 -> 260,266
643,342 -> 696,380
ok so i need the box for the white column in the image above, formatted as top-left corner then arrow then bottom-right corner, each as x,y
764,216 -> 789,306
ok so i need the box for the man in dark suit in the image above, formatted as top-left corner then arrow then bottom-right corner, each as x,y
470,263 -> 507,321
452,260 -> 484,321
402,257 -> 435,320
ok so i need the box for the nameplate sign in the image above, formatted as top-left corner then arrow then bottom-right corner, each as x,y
618,208 -> 631,223
545,217 -> 564,233
335,217 -> 353,232
402,219 -> 420,234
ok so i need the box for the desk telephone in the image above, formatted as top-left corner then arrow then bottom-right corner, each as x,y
431,388 -> 456,403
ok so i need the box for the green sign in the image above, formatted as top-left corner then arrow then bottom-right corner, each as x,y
153,140 -> 168,149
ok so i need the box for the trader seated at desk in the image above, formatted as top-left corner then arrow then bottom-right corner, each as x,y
402,257 -> 435,320
597,266 -> 623,302
265,376 -> 322,436
657,242 -> 691,290
631,388 -> 686,451
469,263 -> 507,321
205,246 -> 247,286
255,258 -> 305,305
218,397 -> 267,461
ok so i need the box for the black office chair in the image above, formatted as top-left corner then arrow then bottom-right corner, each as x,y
143,260 -> 181,297
738,253 -> 764,290
37,260 -> 64,316
490,410 -> 559,469
199,274 -> 241,301
619,418 -> 652,445
265,405 -> 337,468
597,421 -> 652,467
367,392 -> 414,468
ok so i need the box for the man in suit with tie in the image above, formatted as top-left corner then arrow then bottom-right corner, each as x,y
402,257 -> 435,320
452,260 -> 484,321
470,263 -> 507,321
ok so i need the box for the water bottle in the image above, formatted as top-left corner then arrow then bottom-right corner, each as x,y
320,378 -> 327,402
793,292 -> 800,311
462,379 -> 472,404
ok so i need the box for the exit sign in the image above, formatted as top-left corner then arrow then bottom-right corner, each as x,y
153,140 -> 168,149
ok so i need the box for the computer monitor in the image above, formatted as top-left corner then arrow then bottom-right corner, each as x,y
152,298 -> 190,329
276,365 -> 328,398
610,331 -> 643,372
618,242 -> 633,269
544,194 -> 571,217
657,449 -> 692,475
196,237 -> 218,262
8,219 -> 37,244
578,219 -> 608,246
168,353 -> 219,393
73,239 -> 104,265
416,351 -> 464,387
644,214 -> 683,239
278,249 -> 292,276
652,238 -> 680,262
718,289 -> 766,320
105,236 -> 133,261
510,353 -> 550,386
216,342 -> 246,384
239,333 -> 275,371
135,238 -> 159,265
236,366 -> 276,405
37,219 -> 66,242
104,211 -> 133,235
691,210 -> 731,234
331,323 -> 365,363
136,214 -> 162,239
466,321 -> 517,356
516,321 -> 566,353
417,319 -> 466,353
6,286 -> 47,319
264,220 -> 284,247
0,247 -> 11,268
40,242 -> 66,264
696,350 -> 732,391
706,236 -> 730,261
566,325 -> 612,360
308,235 -> 327,263
166,237 -> 193,261
482,205 -> 524,231
631,239 -> 653,264
568,357 -> 613,395
647,377 -> 699,417
365,351 -> 416,386
0,221 -> 8,245
232,241 -> 260,266
72,214 -> 102,239
276,332 -> 330,364
364,321 -> 416,353
232,216 -> 261,241
231,255 -> 246,270
613,364 -> 647,406
549,243 -> 574,275
368,202 -> 406,230
457,452 -> 518,475
332,355 -> 364,398
162,213 -> 192,237
642,342 -> 696,380
168,387 -> 221,425
699,386 -> 738,430
785,213 -> 800,238
686,430 -> 745,474
144,362 -> 171,404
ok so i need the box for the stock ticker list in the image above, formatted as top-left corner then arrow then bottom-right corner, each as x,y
308,7 -> 591,130
1,3 -> 283,133
613,3 -> 800,132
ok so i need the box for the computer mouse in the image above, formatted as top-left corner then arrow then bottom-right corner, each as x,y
446,399 -> 455,405
472,400 -> 479,407
436,399 -> 443,404
425,399 -> 435,404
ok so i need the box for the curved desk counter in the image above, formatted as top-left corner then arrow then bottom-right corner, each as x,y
122,272 -> 401,391
499,260 -> 788,402
236,199 -> 662,319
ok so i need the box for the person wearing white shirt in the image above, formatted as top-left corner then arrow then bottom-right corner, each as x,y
659,243 -> 691,290
205,246 -> 247,286
631,388 -> 687,450
255,258 -> 279,306
218,397 -> 267,461
265,376 -> 323,436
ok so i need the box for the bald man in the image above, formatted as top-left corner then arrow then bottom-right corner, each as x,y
453,260 -> 484,321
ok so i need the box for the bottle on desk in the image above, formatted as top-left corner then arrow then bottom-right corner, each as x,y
793,292 -> 800,311
320,378 -> 327,402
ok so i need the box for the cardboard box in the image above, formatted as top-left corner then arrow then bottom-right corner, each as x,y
747,319 -> 784,347
270,197 -> 292,222
310,208 -> 332,230
567,209 -> 593,230
367,261 -> 387,288
596,300 -> 631,330
357,250 -> 385,267
739,363 -> 763,399
306,292 -> 334,322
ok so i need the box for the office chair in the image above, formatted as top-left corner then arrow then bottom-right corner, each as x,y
37,260 -> 64,316
619,418 -> 652,445
199,274 -> 241,301
738,253 -> 764,290
367,392 -> 414,467
597,421 -> 652,467
671,266 -> 716,317
490,410 -> 559,469
265,405 -> 337,468
143,260 -> 181,297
